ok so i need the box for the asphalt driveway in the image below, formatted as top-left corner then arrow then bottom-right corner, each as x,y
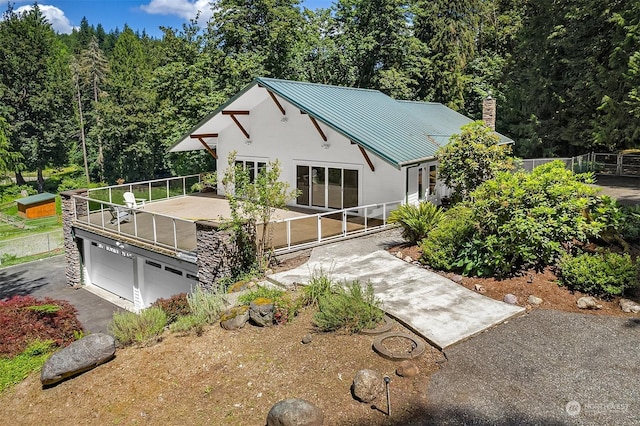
0,256 -> 121,334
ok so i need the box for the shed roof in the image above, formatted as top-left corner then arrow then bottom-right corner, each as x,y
17,192 -> 56,206
170,78 -> 514,168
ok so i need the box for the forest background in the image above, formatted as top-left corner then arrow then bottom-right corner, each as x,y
0,0 -> 638,190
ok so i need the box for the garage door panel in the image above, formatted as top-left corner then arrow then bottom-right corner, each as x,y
142,261 -> 197,307
89,242 -> 134,301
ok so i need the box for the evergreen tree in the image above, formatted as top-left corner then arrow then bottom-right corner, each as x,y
0,5 -> 74,191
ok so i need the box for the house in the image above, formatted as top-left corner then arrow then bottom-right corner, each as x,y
170,78 -> 513,207
62,78 -> 513,311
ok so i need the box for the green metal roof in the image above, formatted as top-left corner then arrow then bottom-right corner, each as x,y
17,192 -> 56,206
171,77 -> 514,168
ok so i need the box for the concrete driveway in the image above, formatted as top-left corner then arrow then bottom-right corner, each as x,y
0,256 -> 121,333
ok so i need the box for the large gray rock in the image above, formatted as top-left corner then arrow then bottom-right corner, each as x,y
352,369 -> 384,403
41,333 -> 115,386
577,296 -> 602,310
503,294 -> 518,305
220,306 -> 250,330
266,398 -> 324,426
250,299 -> 274,327
619,298 -> 640,313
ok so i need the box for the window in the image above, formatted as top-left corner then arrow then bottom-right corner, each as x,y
235,159 -> 268,183
296,165 -> 359,209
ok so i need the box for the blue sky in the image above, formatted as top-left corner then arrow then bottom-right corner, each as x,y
10,0 -> 331,38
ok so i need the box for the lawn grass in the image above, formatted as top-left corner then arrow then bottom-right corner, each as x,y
0,340 -> 54,393
0,249 -> 64,269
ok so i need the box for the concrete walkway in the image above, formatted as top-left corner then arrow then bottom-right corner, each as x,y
268,229 -> 525,349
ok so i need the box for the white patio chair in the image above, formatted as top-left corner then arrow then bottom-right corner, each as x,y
123,192 -> 146,209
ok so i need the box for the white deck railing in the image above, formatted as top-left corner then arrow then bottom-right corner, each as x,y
72,195 -> 196,255
86,174 -> 202,204
271,200 -> 402,254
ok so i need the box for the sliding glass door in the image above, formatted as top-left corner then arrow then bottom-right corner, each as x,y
296,164 -> 359,209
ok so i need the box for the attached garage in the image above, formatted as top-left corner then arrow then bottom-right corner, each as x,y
76,229 -> 198,310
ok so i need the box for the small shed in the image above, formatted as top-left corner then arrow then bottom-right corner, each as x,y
17,193 -> 57,219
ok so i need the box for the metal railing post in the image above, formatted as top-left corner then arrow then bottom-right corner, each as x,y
317,215 -> 322,242
152,215 -> 158,245
287,220 -> 291,249
173,219 -> 178,251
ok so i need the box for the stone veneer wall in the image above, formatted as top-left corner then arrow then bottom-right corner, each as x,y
195,221 -> 256,290
60,189 -> 88,287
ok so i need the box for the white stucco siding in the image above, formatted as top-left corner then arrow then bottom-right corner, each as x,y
215,95 -> 406,207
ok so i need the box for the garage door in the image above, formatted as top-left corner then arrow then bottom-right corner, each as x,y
88,241 -> 135,301
141,260 -> 198,307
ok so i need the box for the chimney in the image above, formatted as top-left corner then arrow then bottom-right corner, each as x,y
482,96 -> 496,130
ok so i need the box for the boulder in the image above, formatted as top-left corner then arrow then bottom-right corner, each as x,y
527,295 -> 543,306
396,360 -> 419,377
619,299 -> 640,313
220,306 -> 250,330
41,333 -> 115,386
266,398 -> 324,426
503,294 -> 518,305
301,333 -> 313,344
577,296 -> 602,310
250,298 -> 274,327
352,369 -> 384,403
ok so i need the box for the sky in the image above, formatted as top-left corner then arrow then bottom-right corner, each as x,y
9,0 -> 331,38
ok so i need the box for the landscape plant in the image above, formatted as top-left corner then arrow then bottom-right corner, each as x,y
388,201 -> 444,244
187,284 -> 227,324
0,339 -> 54,393
237,285 -> 300,325
222,151 -> 299,271
437,121 -> 515,202
558,251 -> 639,297
420,204 -> 475,271
313,281 -> 384,334
169,314 -> 206,336
0,295 -> 83,357
302,270 -> 336,307
108,307 -> 167,346
151,293 -> 191,324
459,161 -> 601,276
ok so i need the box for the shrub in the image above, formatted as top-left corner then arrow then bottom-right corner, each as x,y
558,251 -> 639,297
302,270 -> 335,307
420,205 -> 475,271
0,296 -> 84,357
619,205 -> 640,242
151,293 -> 190,324
169,314 -> 206,336
108,307 -> 167,346
313,281 -> 384,334
464,161 -> 601,276
0,339 -> 54,393
388,201 -> 444,244
187,284 -> 227,324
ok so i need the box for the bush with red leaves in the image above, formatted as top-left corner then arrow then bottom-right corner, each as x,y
151,293 -> 191,324
0,295 -> 84,358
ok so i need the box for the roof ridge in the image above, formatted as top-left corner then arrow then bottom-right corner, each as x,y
257,77 -> 383,94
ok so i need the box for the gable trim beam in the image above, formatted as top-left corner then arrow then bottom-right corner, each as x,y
196,138 -> 217,159
190,133 -> 218,139
222,111 -> 250,139
308,116 -> 327,142
267,90 -> 286,115
350,141 -> 375,172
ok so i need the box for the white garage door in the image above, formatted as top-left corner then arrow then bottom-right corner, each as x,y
141,260 -> 198,307
88,241 -> 135,301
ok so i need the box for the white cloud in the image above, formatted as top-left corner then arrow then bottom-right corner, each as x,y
15,4 -> 76,34
140,0 -> 214,23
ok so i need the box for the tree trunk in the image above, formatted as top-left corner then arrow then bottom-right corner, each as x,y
37,168 -> 44,193
15,170 -> 26,186
76,80 -> 90,183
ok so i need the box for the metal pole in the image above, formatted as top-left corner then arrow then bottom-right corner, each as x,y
384,376 -> 391,416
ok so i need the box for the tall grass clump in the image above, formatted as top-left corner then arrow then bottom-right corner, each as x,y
108,307 -> 167,346
187,284 -> 227,324
302,269 -> 335,307
313,281 -> 384,333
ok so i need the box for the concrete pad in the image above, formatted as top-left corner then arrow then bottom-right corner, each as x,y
269,235 -> 525,349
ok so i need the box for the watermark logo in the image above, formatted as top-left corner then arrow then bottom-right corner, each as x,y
566,400 -> 581,417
